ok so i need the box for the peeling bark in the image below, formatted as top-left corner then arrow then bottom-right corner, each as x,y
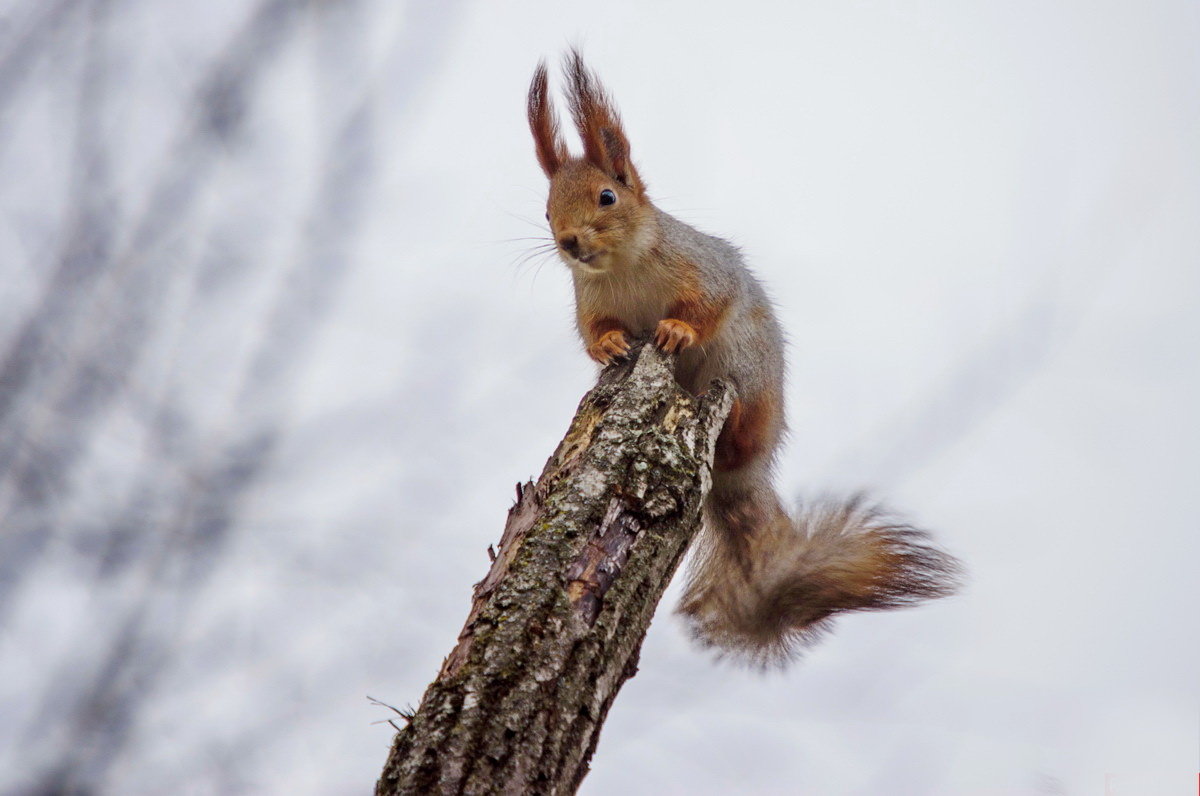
375,340 -> 734,796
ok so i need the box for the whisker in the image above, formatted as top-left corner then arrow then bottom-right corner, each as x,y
498,236 -> 555,244
508,244 -> 559,276
501,208 -> 552,232
509,246 -> 561,288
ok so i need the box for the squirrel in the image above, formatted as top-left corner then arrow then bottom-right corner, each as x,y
526,51 -> 961,665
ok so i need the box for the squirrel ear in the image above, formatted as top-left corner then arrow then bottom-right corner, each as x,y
564,50 -> 644,194
527,61 -> 566,178
600,127 -> 639,191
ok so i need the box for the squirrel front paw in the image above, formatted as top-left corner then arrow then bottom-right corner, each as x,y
654,318 -> 697,354
587,329 -> 631,365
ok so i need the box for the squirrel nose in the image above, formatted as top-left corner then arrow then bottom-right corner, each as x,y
558,234 -> 579,256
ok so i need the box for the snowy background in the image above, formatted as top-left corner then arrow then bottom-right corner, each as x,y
1,0 -> 1197,793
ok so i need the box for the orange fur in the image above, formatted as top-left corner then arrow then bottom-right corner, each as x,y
715,395 -> 776,471
664,272 -> 730,346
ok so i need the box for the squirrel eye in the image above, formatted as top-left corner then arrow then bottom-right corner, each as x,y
599,189 -> 617,207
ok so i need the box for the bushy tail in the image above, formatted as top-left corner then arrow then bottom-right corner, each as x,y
678,480 -> 961,666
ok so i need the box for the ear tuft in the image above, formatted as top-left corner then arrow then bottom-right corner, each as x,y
527,60 -> 566,178
563,49 -> 643,193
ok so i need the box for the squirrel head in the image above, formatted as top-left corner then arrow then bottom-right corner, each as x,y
527,50 -> 655,278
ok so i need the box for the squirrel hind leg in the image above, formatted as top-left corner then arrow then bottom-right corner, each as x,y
713,395 -> 779,473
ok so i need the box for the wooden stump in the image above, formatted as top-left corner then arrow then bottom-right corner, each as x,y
375,340 -> 734,796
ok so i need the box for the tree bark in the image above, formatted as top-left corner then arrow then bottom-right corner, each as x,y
375,340 -> 734,796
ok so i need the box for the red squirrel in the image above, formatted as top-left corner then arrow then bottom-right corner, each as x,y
527,51 -> 960,664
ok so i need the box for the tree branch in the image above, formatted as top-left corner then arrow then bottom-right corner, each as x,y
375,340 -> 734,796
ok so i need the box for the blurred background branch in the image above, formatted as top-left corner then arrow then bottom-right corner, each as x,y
0,0 -> 461,791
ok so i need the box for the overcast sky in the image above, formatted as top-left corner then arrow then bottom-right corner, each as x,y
1,1 -> 1197,793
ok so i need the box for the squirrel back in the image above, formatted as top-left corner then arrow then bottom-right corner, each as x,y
527,51 -> 960,665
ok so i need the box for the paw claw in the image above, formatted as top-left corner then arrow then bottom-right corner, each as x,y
654,319 -> 697,354
587,329 -> 630,365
